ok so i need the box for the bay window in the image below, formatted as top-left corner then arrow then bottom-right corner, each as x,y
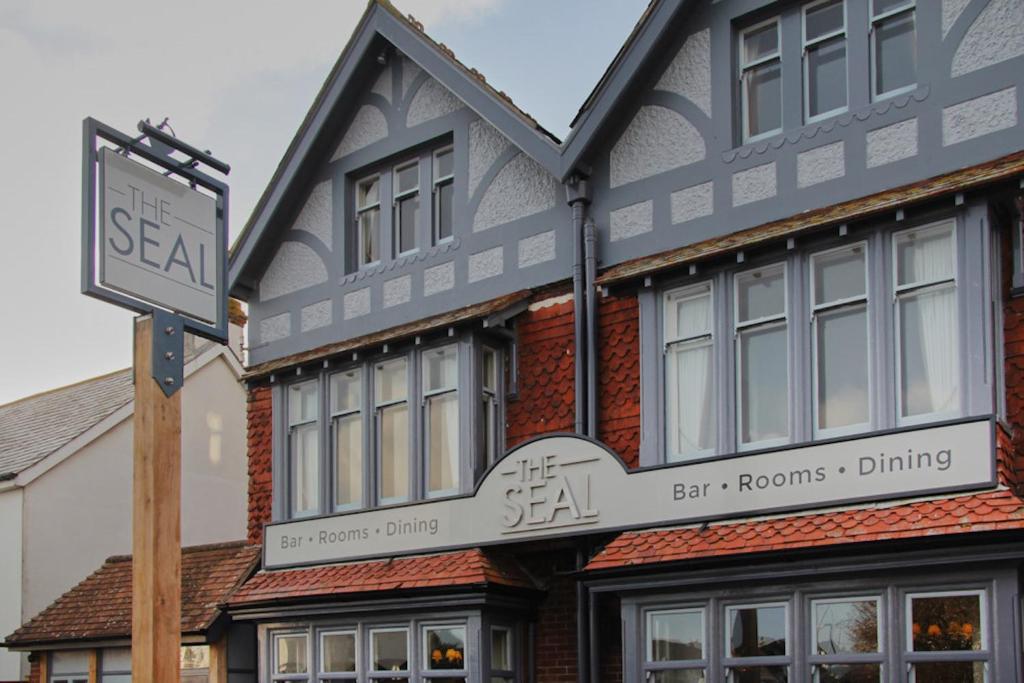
725,603 -> 789,682
644,608 -> 707,681
646,209 -> 997,466
331,369 -> 363,511
274,633 -> 310,681
810,597 -> 882,681
320,631 -> 357,680
377,357 -> 411,505
907,591 -> 988,682
423,345 -> 459,497
288,381 -> 320,518
371,628 -> 409,680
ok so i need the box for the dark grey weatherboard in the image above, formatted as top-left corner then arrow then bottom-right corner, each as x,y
582,0 -> 1024,272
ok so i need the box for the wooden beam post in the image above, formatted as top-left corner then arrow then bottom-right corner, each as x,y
132,316 -> 182,683
208,638 -> 229,683
87,650 -> 98,683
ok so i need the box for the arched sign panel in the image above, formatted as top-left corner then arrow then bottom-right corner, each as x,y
264,417 -> 995,569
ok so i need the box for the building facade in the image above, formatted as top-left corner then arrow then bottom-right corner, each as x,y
224,1 -> 1024,682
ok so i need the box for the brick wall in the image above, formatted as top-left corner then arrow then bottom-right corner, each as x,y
597,293 -> 641,469
26,654 -> 39,683
1002,217 -> 1024,492
247,384 -> 273,546
506,287 -> 577,448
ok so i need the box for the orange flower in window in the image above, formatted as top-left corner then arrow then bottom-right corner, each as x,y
927,624 -> 942,637
431,649 -> 442,663
962,623 -> 974,637
445,648 -> 463,663
912,623 -> 921,636
948,621 -> 962,635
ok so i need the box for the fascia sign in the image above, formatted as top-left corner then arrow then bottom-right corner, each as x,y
264,417 -> 996,570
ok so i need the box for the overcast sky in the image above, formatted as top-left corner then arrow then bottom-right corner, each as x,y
0,0 -> 648,405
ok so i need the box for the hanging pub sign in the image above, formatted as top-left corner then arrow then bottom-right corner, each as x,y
82,118 -> 230,345
264,416 -> 996,570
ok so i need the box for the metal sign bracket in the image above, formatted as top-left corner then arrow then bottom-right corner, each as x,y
151,309 -> 184,397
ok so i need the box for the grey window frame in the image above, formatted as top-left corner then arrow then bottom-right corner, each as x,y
393,158 -> 421,259
273,332 -> 506,522
642,605 -> 709,679
432,146 -> 455,246
802,0 -> 849,124
329,367 -> 366,513
318,629 -> 358,681
808,595 -> 885,679
422,344 -> 461,499
287,379 -> 322,519
375,354 -> 413,506
723,600 -> 791,679
369,626 -> 411,680
638,201 -> 1000,468
739,15 -> 783,144
904,589 -> 991,682
869,0 -> 917,101
420,622 -> 469,680
355,174 -> 382,270
272,631 -> 312,683
488,625 -> 517,682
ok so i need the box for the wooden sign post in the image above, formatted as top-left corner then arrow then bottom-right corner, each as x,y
132,316 -> 182,683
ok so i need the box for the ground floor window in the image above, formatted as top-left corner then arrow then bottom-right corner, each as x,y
622,572 -> 1007,683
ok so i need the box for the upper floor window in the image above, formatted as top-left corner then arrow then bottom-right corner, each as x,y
351,141 -> 454,273
278,333 -> 506,519
871,0 -> 917,99
740,18 -> 782,142
647,211 -> 996,466
803,0 -> 847,122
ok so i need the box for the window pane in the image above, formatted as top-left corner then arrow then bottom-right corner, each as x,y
436,149 -> 454,178
739,325 -> 788,444
814,600 -> 879,655
290,423 -> 319,515
744,22 -> 779,62
491,628 -> 512,670
815,664 -> 880,683
483,396 -> 497,464
437,181 -> 454,241
814,247 -> 865,305
424,345 -> 459,392
899,287 -> 958,417
360,207 -> 380,265
396,195 -> 419,254
483,347 -> 498,392
650,671 -> 706,683
396,163 -> 418,194
275,635 -> 307,674
321,632 -> 356,673
667,341 -> 715,459
729,605 -> 787,657
289,382 -> 318,424
372,630 -> 408,671
874,11 -> 916,96
745,61 -> 782,138
180,645 -> 209,671
331,370 -> 361,413
102,648 -> 131,673
807,37 -> 847,117
358,177 -> 379,208
911,661 -> 984,682
649,610 -> 704,661
334,414 -> 362,508
52,652 -> 90,675
806,0 -> 844,40
377,359 -> 408,403
737,266 -> 785,322
380,404 -> 409,502
426,626 -> 466,670
729,666 -> 788,683
428,393 -> 460,494
873,0 -> 913,17
896,226 -> 954,286
816,305 -> 868,430
667,287 -> 712,340
911,594 -> 982,651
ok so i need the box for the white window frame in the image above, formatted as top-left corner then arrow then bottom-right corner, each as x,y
330,368 -> 364,513
808,595 -> 884,680
392,159 -> 420,258
643,606 -> 708,679
287,380 -> 321,519
869,0 -> 917,101
802,0 -> 849,124
892,219 -> 959,427
739,16 -> 783,143
432,146 -> 454,245
420,623 -> 469,679
375,356 -> 412,506
905,589 -> 990,683
318,629 -> 358,681
368,626 -> 410,680
663,282 -> 716,461
272,631 -> 312,683
421,344 -> 460,499
481,345 -> 501,467
723,601 -> 791,680
734,263 -> 790,451
809,242 -> 872,439
356,174 -> 382,269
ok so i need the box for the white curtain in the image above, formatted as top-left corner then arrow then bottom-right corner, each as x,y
669,341 -> 714,458
429,392 -> 459,493
292,424 -> 318,514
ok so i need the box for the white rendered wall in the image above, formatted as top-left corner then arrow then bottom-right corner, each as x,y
0,488 -> 24,681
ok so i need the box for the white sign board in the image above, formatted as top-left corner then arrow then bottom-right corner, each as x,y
264,419 -> 995,569
99,148 -> 219,324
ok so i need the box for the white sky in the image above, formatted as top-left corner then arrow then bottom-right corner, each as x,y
0,0 -> 647,405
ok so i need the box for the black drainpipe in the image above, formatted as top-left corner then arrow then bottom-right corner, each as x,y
566,177 -> 592,435
584,217 -> 599,438
576,545 -> 590,683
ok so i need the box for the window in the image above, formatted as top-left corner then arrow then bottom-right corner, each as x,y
725,603 -> 789,682
422,625 -> 467,680
279,334 -> 506,519
803,0 -> 847,122
433,147 -> 454,244
907,591 -> 988,682
735,264 -> 789,450
647,211 -> 995,466
50,652 -> 89,683
810,597 -> 882,682
893,221 -> 958,424
664,283 -> 715,461
357,175 -> 382,268
871,0 -> 916,100
394,161 -> 420,257
811,243 -> 869,437
180,646 -> 211,683
320,631 -> 357,680
288,381 -> 320,518
740,18 -> 782,142
644,608 -> 707,681
274,633 -> 310,682
490,627 -> 515,682
371,628 -> 410,680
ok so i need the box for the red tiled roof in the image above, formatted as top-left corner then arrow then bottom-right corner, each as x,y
229,548 -> 535,606
5,542 -> 260,647
586,489 -> 1024,571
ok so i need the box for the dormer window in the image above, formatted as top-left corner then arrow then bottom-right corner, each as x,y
433,146 -> 454,243
739,17 -> 782,142
393,159 -> 420,257
356,175 -> 381,268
